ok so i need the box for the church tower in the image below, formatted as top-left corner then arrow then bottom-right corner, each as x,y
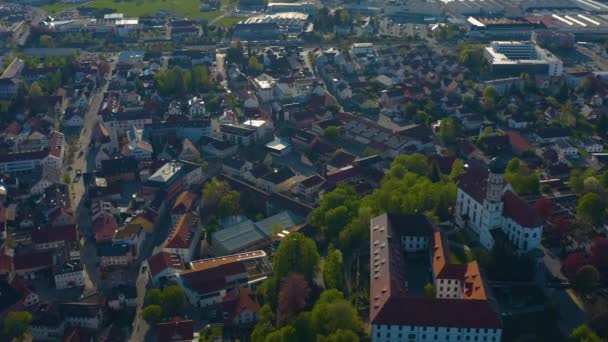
483,157 -> 506,231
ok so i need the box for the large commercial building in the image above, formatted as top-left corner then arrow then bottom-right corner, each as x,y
370,213 -> 502,342
484,41 -> 563,76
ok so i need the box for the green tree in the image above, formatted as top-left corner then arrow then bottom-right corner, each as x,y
569,324 -> 601,342
273,232 -> 320,282
203,177 -> 232,208
423,283 -> 436,298
3,311 -> 32,338
39,34 -> 55,48
439,117 -> 456,144
30,81 -> 44,97
248,55 -> 263,73
63,173 -> 72,184
570,169 -> 585,194
450,159 -> 465,180
162,285 -> 186,316
311,186 -> 360,242
388,153 -> 430,177
323,126 -> 340,142
483,85 -> 497,101
577,193 -> 605,225
574,265 -> 600,295
142,304 -> 163,324
251,304 -> 276,342
265,326 -> 296,342
323,247 -> 345,290
310,289 -> 363,337
319,329 -> 360,342
504,158 -> 540,195
217,190 -> 241,218
145,288 -> 162,305
404,101 -> 416,117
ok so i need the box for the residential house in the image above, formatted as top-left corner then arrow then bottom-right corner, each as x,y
113,223 -> 146,259
156,318 -> 197,342
59,303 -> 104,330
178,138 -> 201,161
199,136 -> 237,158
222,157 -> 253,178
293,174 -> 325,198
98,243 -> 133,268
177,251 -> 272,307
163,212 -> 202,262
54,263 -> 85,289
222,287 -> 261,326
31,224 -> 78,250
171,191 -> 200,226
148,252 -> 184,286
107,285 -> 137,310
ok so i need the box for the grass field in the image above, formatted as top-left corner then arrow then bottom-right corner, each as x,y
43,0 -> 223,20
41,2 -> 80,14
212,16 -> 242,28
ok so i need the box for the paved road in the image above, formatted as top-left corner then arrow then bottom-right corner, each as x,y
62,56 -> 116,294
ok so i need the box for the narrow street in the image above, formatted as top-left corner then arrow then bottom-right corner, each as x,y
63,56 -> 116,294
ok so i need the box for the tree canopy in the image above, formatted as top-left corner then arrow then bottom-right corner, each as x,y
273,233 -> 320,282
3,311 -> 32,338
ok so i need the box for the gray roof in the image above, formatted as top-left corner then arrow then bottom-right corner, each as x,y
212,218 -> 264,253
255,210 -> 303,236
212,210 -> 302,253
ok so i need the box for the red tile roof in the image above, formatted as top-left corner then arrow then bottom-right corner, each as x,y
372,297 -> 501,328
148,252 -> 183,277
93,213 -> 118,242
165,212 -> 198,249
502,190 -> 542,228
32,224 -> 77,244
457,166 -> 488,203
222,287 -> 260,325
171,191 -> 199,215
156,318 -> 194,342
14,251 -> 53,271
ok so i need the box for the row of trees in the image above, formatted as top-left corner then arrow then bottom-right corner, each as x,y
154,65 -> 214,96
142,285 -> 186,324
311,154 -> 460,258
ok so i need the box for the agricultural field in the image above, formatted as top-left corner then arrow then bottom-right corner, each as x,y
44,0 -> 223,20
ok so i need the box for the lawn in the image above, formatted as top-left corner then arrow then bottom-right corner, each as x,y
44,0 -> 224,20
41,2 -> 79,14
212,16 -> 242,28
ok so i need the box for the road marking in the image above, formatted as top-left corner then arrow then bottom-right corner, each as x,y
566,289 -> 586,312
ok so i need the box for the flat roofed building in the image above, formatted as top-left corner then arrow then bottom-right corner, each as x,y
484,41 -> 563,76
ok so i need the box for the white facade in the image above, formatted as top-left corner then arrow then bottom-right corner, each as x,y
435,278 -> 463,299
64,315 -> 101,330
372,324 -> 502,342
55,269 -> 85,289
32,321 -> 65,341
455,168 -> 543,254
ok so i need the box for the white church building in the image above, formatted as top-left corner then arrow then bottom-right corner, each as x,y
455,158 -> 543,253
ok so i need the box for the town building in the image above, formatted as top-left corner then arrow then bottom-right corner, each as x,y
54,262 -> 85,289
177,251 -> 272,307
484,41 -> 563,76
59,303 -> 104,330
370,213 -> 502,342
142,160 -> 203,201
163,212 -> 202,262
455,158 -> 543,253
